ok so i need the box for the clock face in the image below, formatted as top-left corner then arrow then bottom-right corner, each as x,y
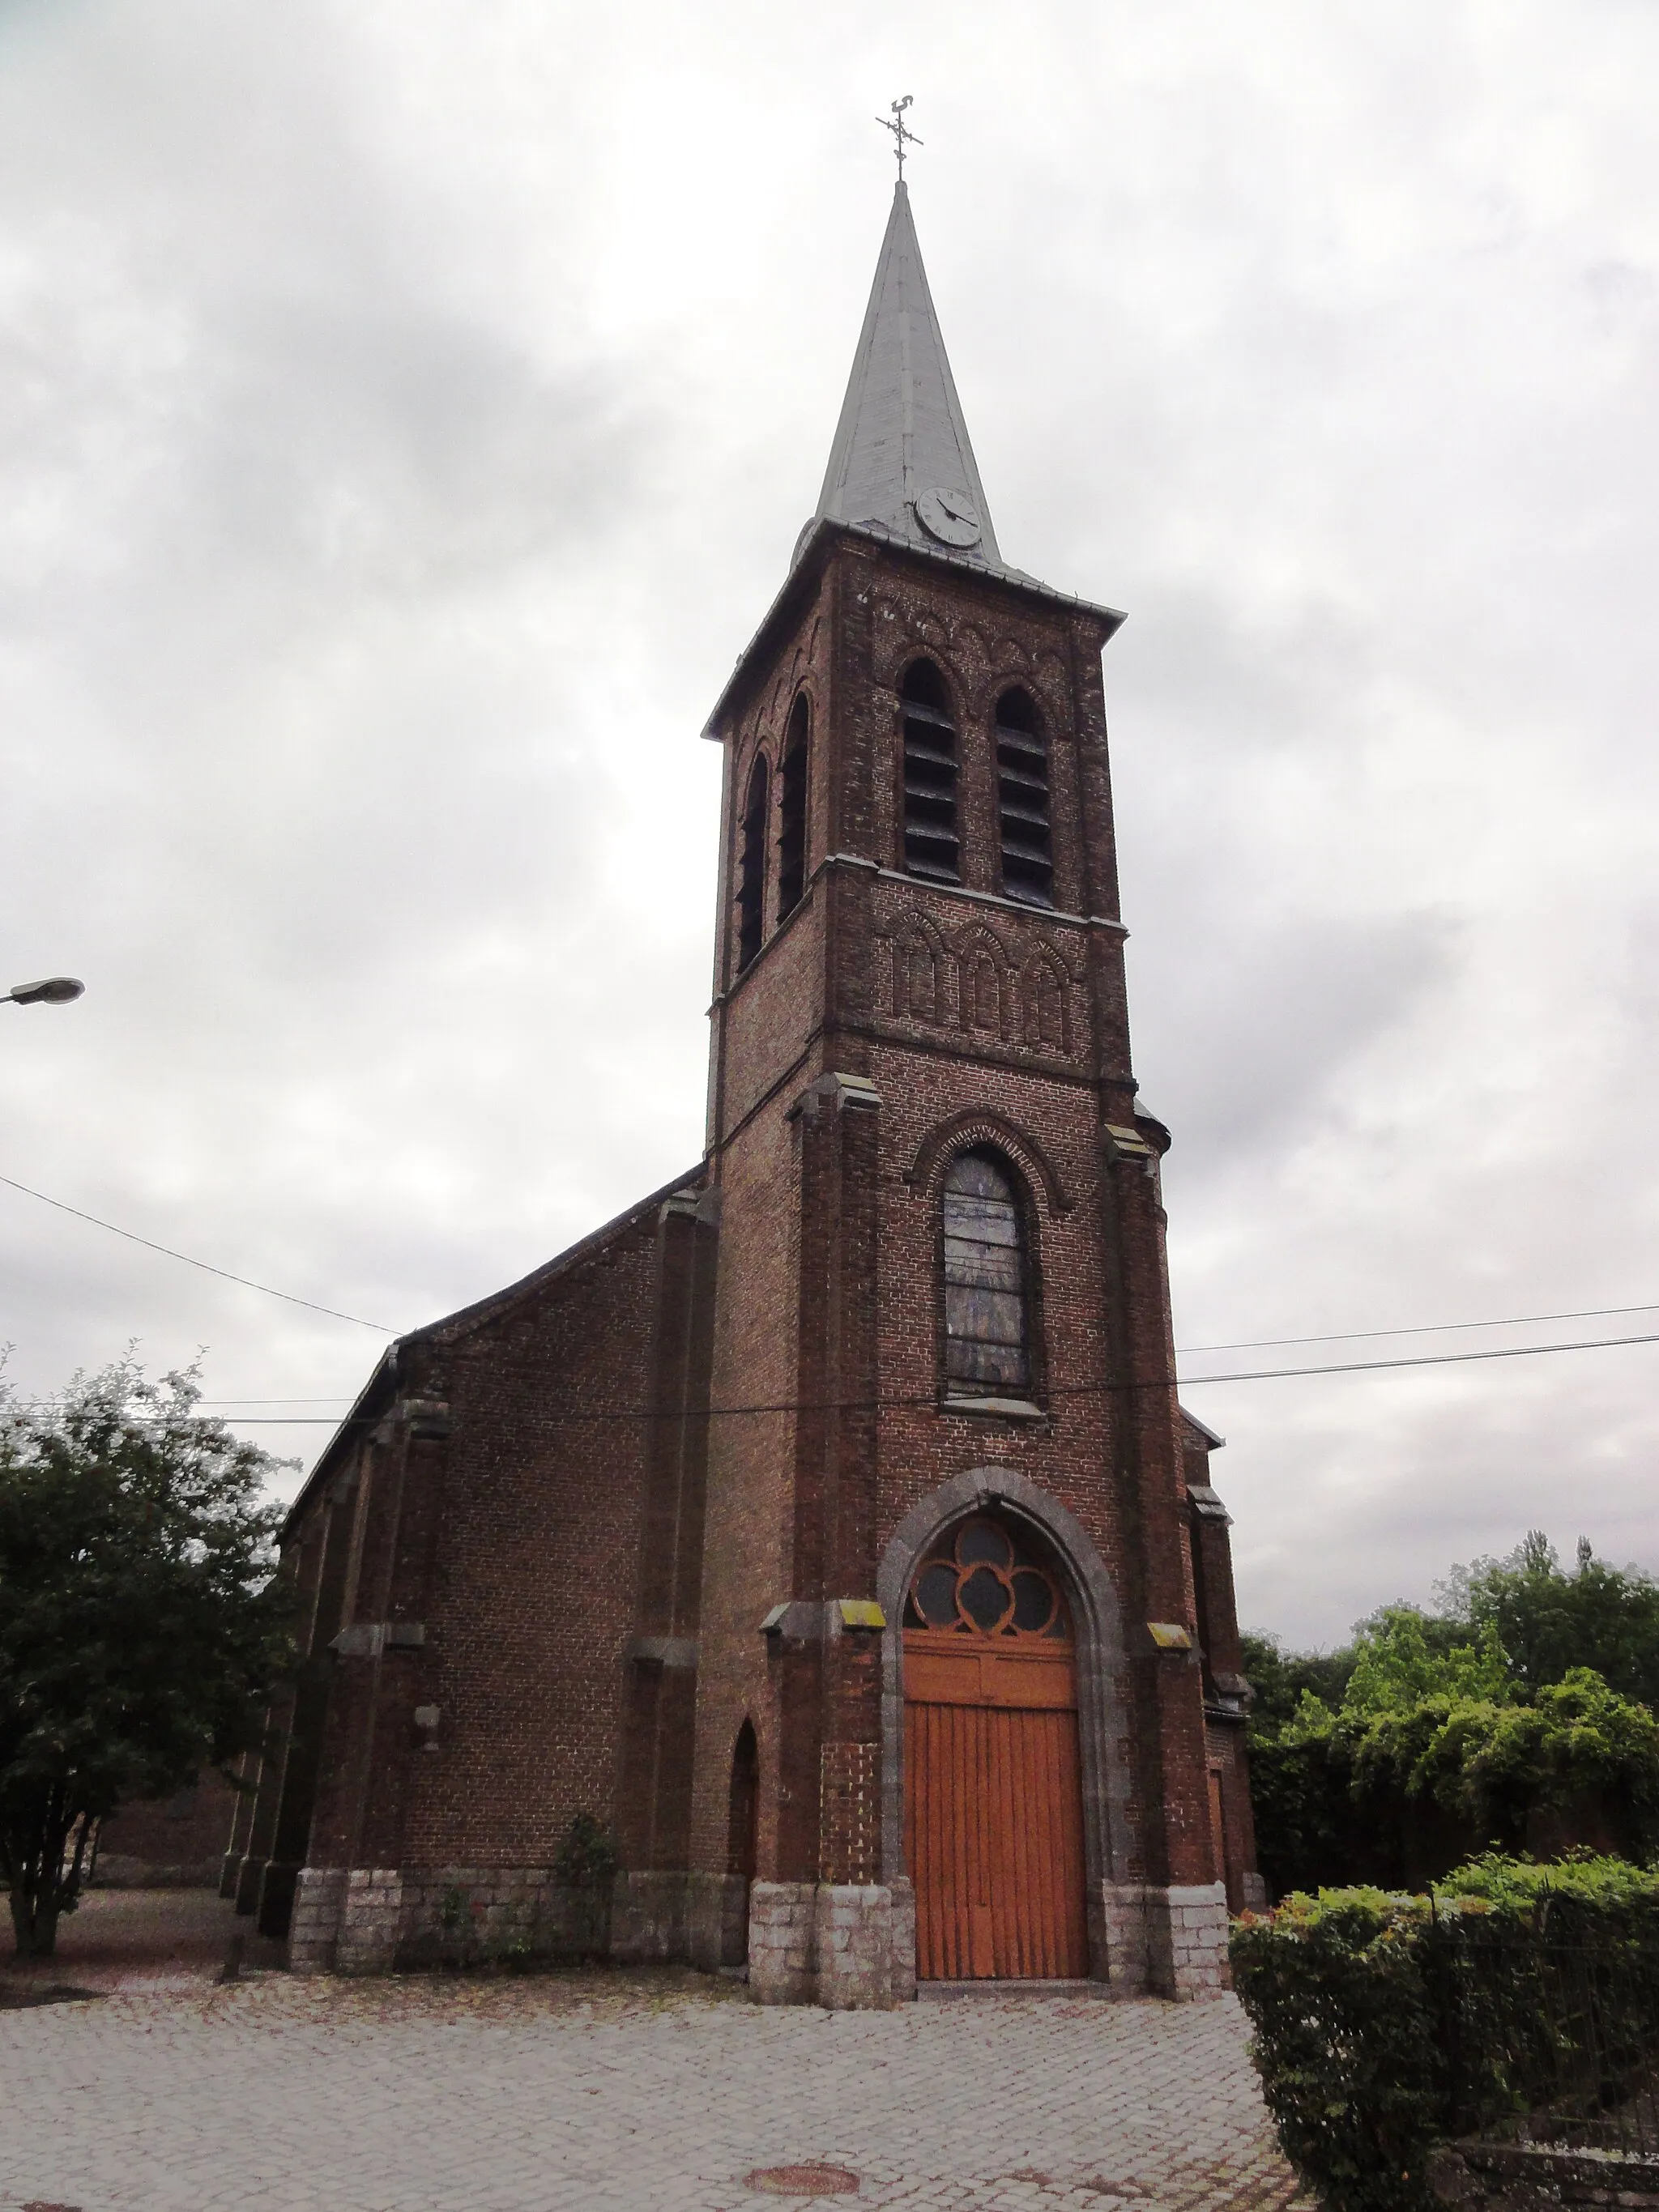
914,487 -> 983,548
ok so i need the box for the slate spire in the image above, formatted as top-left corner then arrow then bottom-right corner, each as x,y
815,181 -> 1002,568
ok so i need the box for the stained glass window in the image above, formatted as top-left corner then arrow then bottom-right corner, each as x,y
943,1151 -> 1030,1397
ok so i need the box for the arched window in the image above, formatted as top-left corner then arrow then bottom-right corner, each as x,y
941,1149 -> 1031,1398
995,688 -> 1052,908
727,1718 -> 759,1880
900,660 -> 960,885
776,696 -> 808,923
736,754 -> 769,973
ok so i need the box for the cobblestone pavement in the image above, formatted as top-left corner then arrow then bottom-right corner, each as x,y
0,1956 -> 1304,2212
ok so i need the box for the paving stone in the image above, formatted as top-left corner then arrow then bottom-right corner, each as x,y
0,1970 -> 1307,2212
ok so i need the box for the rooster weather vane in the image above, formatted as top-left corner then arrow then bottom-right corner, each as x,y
877,96 -> 923,181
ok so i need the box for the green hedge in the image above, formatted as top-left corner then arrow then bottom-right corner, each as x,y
1247,1668 -> 1659,1897
1230,1855 -> 1659,2212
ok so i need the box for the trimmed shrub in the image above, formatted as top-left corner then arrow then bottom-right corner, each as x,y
1230,1855 -> 1659,2212
1231,1890 -> 1444,2212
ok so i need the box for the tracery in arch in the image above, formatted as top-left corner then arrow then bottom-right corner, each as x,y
904,1514 -> 1070,1640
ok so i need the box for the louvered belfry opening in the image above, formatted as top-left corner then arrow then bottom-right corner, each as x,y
776,697 -> 808,922
995,687 -> 1053,907
942,1150 -> 1031,1399
736,755 -> 769,972
899,659 -> 961,884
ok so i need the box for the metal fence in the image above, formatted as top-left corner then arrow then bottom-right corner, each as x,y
1432,1898 -> 1659,2159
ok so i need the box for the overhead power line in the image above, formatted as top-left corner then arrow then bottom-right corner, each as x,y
0,1174 -> 396,1333
1179,1298 -> 1659,1354
7,1166 -> 1659,1403
66,1319 -> 1657,1426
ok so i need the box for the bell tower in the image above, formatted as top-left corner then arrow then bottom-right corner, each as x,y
689,181 -> 1260,2005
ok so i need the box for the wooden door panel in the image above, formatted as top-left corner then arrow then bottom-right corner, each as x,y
905,1697 -> 1089,1980
905,1642 -> 1076,1709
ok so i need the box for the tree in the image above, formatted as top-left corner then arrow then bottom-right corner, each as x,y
1239,1630 -> 1356,1730
1441,1532 -> 1659,1711
1243,1547 -> 1659,1894
1341,1605 -> 1510,1717
1351,1668 -> 1659,1860
0,1357 -> 296,1957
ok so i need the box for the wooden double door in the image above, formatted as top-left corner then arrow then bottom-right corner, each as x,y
902,1516 -> 1090,1980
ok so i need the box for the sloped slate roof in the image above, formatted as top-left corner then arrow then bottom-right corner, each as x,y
816,180 -> 1002,568
280,1164 -> 706,1537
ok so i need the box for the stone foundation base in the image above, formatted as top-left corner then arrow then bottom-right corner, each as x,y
611,1870 -> 687,1963
1429,2138 -> 1659,2209
748,1881 -> 915,2008
289,1865 -> 348,1972
687,1872 -> 749,1970
284,1863 -> 1226,2001
1098,1882 -> 1230,1998
288,1864 -> 614,1975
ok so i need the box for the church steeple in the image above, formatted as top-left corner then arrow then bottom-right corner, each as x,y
815,182 -> 1002,569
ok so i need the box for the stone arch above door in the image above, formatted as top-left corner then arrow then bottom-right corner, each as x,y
876,1468 -> 1137,1907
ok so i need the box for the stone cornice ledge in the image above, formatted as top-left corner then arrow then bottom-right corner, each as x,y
939,1396 -> 1047,1422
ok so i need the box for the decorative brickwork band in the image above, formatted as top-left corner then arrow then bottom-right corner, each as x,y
903,1109 -> 1073,1216
819,1741 -> 881,1886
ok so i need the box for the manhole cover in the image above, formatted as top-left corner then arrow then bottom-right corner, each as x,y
745,2166 -> 861,2197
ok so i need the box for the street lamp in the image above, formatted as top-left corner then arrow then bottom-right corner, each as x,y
4,978 -> 84,1007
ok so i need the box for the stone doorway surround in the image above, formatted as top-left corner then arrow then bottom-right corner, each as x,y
876,1465 -> 1229,2001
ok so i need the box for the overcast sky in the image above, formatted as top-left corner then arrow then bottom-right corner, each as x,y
3,0 -> 1657,1647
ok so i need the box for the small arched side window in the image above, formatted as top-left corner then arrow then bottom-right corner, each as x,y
941,1149 -> 1032,1399
736,755 -> 769,973
995,688 -> 1052,908
727,1718 -> 759,1880
776,696 -> 809,923
900,660 -> 961,885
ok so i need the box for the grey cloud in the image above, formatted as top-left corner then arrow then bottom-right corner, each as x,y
4,0 -> 1659,1631
1138,910 -> 1458,1166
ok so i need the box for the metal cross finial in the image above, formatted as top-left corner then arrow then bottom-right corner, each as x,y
876,96 -> 923,181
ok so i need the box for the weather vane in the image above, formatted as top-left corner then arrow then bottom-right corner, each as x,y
876,96 -> 922,181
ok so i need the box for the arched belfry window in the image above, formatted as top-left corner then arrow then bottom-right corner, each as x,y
941,1150 -> 1032,1399
736,754 -> 769,973
995,688 -> 1053,908
777,696 -> 808,923
900,660 -> 961,885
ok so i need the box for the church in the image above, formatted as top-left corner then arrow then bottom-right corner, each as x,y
223,177 -> 1264,2005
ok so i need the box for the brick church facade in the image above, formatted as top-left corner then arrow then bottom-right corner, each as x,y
224,181 -> 1263,2002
